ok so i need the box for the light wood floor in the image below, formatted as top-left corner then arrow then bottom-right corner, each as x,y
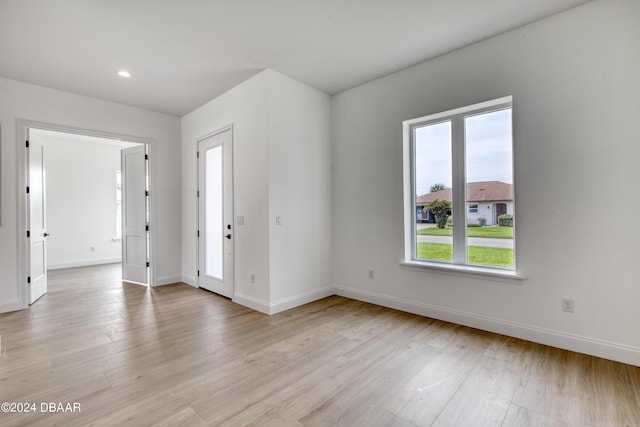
1,264 -> 638,426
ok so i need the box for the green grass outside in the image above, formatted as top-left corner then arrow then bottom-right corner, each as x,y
416,243 -> 514,267
417,226 -> 513,239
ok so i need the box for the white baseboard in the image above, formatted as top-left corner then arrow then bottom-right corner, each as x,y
48,257 -> 121,270
269,286 -> 335,315
0,299 -> 26,314
180,275 -> 198,288
233,292 -> 270,314
234,286 -> 334,315
333,284 -> 640,367
155,275 -> 182,286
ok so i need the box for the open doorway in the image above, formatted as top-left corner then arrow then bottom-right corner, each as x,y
21,124 -> 153,305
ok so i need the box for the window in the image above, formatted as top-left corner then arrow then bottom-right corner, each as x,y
404,96 -> 515,272
115,170 -> 122,240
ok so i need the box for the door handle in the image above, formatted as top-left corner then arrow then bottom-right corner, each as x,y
43,233 -> 50,237
225,234 -> 231,240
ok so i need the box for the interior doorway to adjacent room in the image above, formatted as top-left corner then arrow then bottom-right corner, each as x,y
22,124 -> 153,305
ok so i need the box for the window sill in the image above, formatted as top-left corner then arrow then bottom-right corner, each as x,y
400,259 -> 526,281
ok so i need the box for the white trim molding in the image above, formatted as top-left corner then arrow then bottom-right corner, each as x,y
333,284 -> 640,367
269,286 -> 334,315
400,260 -> 526,281
155,275 -> 183,286
48,258 -> 121,271
180,275 -> 198,288
0,299 -> 26,314
233,292 -> 270,314
235,287 -> 334,315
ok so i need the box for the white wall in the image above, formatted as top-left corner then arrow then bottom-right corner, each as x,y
181,69 -> 332,314
0,77 -> 182,312
39,131 -> 139,269
267,71 -> 332,309
331,0 -> 640,365
182,71 -> 271,304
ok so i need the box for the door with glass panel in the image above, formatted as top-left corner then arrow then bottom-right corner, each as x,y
197,128 -> 234,298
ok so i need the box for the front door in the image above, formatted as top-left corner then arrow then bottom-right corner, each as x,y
198,128 -> 234,298
28,133 -> 48,303
495,203 -> 507,224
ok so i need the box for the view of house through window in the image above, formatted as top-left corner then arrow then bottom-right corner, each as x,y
411,97 -> 514,269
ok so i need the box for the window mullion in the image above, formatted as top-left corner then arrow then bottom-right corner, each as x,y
451,116 -> 466,265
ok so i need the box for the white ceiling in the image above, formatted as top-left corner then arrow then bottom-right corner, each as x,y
0,0 -> 590,117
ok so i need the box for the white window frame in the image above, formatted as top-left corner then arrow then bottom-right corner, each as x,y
468,204 -> 479,214
402,96 -> 524,279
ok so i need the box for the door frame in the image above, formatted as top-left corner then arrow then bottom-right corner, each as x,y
16,119 -> 157,309
196,124 -> 235,298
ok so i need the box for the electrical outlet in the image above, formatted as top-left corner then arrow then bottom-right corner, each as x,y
562,298 -> 574,313
90,246 -> 95,252
275,216 -> 282,226
250,273 -> 255,284
237,215 -> 245,225
368,269 -> 375,279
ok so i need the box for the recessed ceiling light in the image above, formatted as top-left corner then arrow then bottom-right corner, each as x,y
117,70 -> 131,78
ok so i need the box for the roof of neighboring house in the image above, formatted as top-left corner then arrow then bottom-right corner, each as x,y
416,181 -> 513,205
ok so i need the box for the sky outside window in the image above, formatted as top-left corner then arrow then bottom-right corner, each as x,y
415,121 -> 451,195
415,110 -> 512,195
465,108 -> 513,185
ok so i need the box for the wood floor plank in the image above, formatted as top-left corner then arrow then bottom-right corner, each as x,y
150,406 -> 208,427
502,403 -> 569,427
630,364 -> 640,408
431,355 -> 520,426
299,336 -> 441,425
233,315 -> 433,425
384,328 -> 492,426
580,356 -> 640,426
512,346 -> 640,426
1,263 -> 639,426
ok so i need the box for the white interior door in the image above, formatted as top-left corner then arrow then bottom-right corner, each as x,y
198,128 -> 234,298
28,135 -> 48,304
121,145 -> 148,284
